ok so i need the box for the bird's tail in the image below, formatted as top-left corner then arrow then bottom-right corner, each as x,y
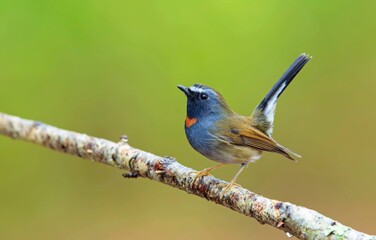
277,144 -> 302,161
252,53 -> 312,136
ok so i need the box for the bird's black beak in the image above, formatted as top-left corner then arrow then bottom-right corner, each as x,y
177,85 -> 191,97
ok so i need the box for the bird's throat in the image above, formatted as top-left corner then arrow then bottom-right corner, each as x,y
185,116 -> 197,128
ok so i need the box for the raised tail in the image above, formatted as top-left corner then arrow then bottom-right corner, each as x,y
252,53 -> 312,136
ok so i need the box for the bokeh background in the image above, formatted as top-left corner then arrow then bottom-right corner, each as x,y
1,1 -> 375,239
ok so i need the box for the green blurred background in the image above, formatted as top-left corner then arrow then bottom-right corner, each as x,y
1,1 -> 375,239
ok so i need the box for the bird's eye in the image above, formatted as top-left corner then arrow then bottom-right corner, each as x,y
200,93 -> 208,100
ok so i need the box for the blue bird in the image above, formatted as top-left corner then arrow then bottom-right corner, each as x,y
178,53 -> 312,194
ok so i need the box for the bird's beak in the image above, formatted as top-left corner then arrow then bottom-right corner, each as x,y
177,85 -> 191,97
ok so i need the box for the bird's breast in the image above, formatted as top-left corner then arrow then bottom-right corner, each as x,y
185,118 -> 212,150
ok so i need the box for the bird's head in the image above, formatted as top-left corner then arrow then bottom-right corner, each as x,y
177,84 -> 232,119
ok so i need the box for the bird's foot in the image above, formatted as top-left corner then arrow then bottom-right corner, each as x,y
220,182 -> 241,197
189,168 -> 213,186
189,164 -> 227,187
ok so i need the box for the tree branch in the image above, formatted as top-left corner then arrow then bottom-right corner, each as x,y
0,112 -> 374,240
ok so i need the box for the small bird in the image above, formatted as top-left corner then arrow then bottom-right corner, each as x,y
178,53 -> 311,194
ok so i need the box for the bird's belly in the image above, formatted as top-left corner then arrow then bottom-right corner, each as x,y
205,143 -> 262,164
186,127 -> 261,164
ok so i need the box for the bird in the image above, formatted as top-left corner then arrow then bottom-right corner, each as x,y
177,53 -> 312,194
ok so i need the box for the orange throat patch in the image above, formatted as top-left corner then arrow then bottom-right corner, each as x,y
185,117 -> 197,128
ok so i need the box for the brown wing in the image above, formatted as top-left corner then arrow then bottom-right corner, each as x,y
215,116 -> 296,161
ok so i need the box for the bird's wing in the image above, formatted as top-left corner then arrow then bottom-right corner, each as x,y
215,119 -> 298,160
252,53 -> 311,136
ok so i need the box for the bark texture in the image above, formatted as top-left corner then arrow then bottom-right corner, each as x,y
0,112 -> 374,240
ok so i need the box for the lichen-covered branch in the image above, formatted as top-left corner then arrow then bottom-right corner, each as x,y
0,112 -> 374,240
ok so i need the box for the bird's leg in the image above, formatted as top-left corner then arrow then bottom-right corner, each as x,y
190,163 -> 228,185
221,163 -> 248,195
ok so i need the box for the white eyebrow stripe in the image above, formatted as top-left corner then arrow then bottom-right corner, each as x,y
189,86 -> 204,93
188,86 -> 219,96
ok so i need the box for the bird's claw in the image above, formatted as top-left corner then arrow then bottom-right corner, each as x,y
189,169 -> 213,186
220,182 -> 241,197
